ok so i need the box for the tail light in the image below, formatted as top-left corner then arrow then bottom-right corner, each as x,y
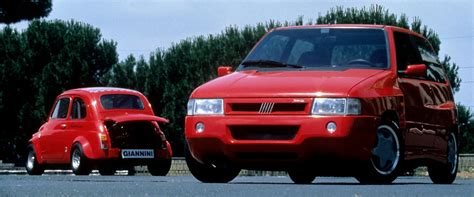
99,133 -> 109,149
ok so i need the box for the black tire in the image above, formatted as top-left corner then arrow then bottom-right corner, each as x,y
25,146 -> 44,175
98,166 -> 116,176
184,142 -> 240,183
428,132 -> 458,184
70,144 -> 92,175
148,159 -> 172,176
356,121 -> 402,184
288,169 -> 316,184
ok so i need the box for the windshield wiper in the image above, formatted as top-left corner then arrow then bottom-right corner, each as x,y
241,60 -> 304,69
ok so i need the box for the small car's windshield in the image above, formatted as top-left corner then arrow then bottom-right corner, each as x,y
100,94 -> 144,110
239,28 -> 389,71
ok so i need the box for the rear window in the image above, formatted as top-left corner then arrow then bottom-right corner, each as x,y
100,94 -> 144,110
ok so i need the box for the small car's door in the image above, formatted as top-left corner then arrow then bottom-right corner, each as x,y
59,96 -> 89,162
39,97 -> 71,161
393,31 -> 437,155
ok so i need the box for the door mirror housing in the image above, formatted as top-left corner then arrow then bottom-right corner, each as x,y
217,66 -> 233,77
399,64 -> 426,77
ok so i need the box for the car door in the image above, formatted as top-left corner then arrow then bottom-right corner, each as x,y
393,31 -> 437,155
412,36 -> 456,156
59,96 -> 89,162
39,97 -> 71,162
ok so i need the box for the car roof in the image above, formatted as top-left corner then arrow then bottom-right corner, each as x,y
273,24 -> 424,38
61,87 -> 142,97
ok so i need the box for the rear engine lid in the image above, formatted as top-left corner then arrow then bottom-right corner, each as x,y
104,114 -> 169,124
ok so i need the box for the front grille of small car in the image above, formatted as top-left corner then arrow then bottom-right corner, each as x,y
107,121 -> 162,149
229,125 -> 299,140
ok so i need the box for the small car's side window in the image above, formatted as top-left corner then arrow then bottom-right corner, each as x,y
70,97 -> 87,119
51,98 -> 70,119
394,32 -> 424,77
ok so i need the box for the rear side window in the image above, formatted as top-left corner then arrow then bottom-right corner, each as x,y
71,97 -> 87,119
51,98 -> 70,119
100,94 -> 144,110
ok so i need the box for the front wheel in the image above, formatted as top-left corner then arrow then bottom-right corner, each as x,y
428,132 -> 458,184
148,159 -> 172,176
71,144 -> 92,175
184,142 -> 240,183
356,121 -> 402,184
25,146 -> 44,175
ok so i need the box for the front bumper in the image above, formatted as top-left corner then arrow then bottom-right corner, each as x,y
185,115 -> 379,169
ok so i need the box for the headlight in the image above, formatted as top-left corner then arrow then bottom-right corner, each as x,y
187,99 -> 224,115
311,98 -> 361,115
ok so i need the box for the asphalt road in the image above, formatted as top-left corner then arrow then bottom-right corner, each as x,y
0,175 -> 473,197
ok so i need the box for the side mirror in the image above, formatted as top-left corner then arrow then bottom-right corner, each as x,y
399,64 -> 426,77
217,66 -> 233,77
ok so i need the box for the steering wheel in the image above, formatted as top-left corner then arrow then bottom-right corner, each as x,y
345,59 -> 376,67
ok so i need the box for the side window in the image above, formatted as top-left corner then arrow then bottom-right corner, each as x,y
71,97 -> 87,119
412,36 -> 446,83
393,32 -> 423,74
51,98 -> 70,119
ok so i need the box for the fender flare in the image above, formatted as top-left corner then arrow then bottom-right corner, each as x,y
71,136 -> 95,160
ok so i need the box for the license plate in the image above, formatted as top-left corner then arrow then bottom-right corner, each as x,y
121,149 -> 154,159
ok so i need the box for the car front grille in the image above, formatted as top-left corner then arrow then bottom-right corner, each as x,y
229,125 -> 299,140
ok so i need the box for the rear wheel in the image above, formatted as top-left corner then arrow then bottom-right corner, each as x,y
71,144 -> 92,175
356,121 -> 402,184
25,146 -> 44,175
428,132 -> 458,184
98,166 -> 116,176
148,159 -> 172,176
288,169 -> 316,184
184,142 -> 240,183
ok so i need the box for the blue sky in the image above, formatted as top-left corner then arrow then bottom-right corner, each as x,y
3,0 -> 473,108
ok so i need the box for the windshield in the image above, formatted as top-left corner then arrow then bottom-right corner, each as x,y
239,28 -> 389,71
100,94 -> 144,110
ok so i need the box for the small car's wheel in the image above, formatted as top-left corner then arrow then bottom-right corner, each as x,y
184,142 -> 240,183
428,132 -> 458,184
98,166 -> 116,176
148,159 -> 172,176
356,121 -> 402,184
288,169 -> 316,184
71,144 -> 92,175
25,146 -> 44,175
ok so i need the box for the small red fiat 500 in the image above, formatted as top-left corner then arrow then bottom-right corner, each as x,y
185,25 -> 458,184
26,87 -> 173,176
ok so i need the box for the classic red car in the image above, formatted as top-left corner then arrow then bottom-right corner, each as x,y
185,25 -> 459,184
26,87 -> 173,176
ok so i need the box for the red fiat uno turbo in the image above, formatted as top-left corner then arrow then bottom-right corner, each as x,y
185,25 -> 458,184
26,87 -> 172,176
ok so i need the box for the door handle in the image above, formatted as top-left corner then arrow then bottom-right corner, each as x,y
60,124 -> 67,129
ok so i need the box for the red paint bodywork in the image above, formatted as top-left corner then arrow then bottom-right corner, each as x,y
29,87 -> 172,165
185,25 -> 458,171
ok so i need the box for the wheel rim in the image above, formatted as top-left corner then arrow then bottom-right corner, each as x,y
371,125 -> 400,175
447,133 -> 458,175
72,149 -> 81,170
27,151 -> 35,170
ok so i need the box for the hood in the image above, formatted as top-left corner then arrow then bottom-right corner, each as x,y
192,69 -> 385,98
104,114 -> 169,124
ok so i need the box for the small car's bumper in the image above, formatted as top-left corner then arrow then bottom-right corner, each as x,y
91,141 -> 172,161
185,115 -> 379,168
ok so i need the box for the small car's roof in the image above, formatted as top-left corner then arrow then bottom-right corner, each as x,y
61,87 -> 141,96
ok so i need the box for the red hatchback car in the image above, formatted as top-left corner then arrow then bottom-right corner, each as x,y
185,25 -> 459,184
26,87 -> 173,176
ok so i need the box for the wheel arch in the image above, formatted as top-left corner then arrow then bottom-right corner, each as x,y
71,137 -> 94,160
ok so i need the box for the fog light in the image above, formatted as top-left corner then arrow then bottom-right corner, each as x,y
196,122 -> 205,133
327,122 -> 337,134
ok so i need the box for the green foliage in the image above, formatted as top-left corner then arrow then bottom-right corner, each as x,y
0,0 -> 52,24
441,55 -> 462,93
457,104 -> 474,153
0,20 -> 117,162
